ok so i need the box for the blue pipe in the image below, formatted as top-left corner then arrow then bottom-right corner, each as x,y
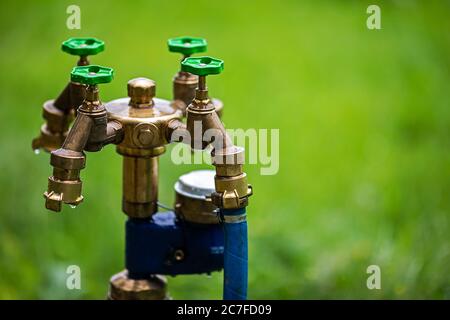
222,207 -> 248,300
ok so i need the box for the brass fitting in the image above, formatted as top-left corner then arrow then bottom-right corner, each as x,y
172,72 -> 224,117
211,148 -> 253,209
108,270 -> 168,300
44,148 -> 85,212
32,81 -> 86,152
180,57 -> 252,210
122,155 -> 159,217
173,71 -> 198,113
33,38 -> 106,152
45,78 -> 124,212
128,77 -> 156,107
106,78 -> 182,218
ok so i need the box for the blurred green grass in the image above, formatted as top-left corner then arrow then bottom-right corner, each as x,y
0,0 -> 449,299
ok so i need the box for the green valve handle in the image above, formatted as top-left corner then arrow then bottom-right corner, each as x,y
181,56 -> 224,76
70,65 -> 114,85
62,37 -> 105,56
168,36 -> 207,56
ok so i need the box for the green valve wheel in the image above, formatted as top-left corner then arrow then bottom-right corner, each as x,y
181,56 -> 224,76
62,37 -> 105,56
70,65 -> 114,85
168,36 -> 207,56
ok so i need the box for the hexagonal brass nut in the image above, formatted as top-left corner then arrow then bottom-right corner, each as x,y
127,78 -> 156,106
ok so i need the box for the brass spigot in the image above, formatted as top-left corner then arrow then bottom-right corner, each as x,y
44,65 -> 123,212
168,36 -> 207,113
32,37 -> 105,152
180,56 -> 252,209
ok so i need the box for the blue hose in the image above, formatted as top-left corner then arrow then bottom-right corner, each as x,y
222,207 -> 248,300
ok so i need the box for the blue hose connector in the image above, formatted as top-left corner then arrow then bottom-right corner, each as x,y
222,207 -> 248,300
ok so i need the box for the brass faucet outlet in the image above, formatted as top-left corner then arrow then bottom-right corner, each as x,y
32,37 -> 105,152
180,56 -> 253,210
44,65 -> 122,212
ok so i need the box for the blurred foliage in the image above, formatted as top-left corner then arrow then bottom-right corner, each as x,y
0,0 -> 449,299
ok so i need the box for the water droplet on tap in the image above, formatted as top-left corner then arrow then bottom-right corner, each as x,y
69,205 -> 76,209
34,149 -> 40,155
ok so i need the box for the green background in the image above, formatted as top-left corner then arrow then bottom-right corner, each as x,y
0,0 -> 449,299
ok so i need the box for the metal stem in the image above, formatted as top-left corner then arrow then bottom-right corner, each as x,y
198,76 -> 206,91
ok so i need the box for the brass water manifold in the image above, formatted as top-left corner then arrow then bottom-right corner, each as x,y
38,37 -> 253,300
42,39 -> 251,215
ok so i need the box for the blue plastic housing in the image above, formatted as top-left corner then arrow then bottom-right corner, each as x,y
126,211 -> 224,278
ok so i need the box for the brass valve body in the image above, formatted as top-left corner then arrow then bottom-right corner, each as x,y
106,94 -> 182,218
173,71 -> 198,109
32,82 -> 86,152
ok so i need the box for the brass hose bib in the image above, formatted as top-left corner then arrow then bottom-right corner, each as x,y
44,65 -> 121,212
181,57 -> 253,210
33,38 -> 105,152
168,37 -> 224,117
168,37 -> 206,111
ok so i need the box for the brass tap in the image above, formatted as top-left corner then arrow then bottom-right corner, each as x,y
168,36 -> 206,112
175,56 -> 252,210
168,36 -> 224,117
32,37 -> 105,152
44,65 -> 123,212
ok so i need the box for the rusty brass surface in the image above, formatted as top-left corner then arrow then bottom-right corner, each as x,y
108,270 -> 168,300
